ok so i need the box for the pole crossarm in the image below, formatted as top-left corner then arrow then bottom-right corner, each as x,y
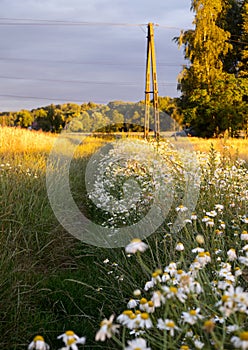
144,22 -> 160,141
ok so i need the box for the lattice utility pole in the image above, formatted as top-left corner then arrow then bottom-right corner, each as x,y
144,22 -> 160,141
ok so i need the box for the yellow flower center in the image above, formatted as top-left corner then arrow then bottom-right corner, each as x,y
140,297 -> 148,304
65,330 -> 75,336
123,310 -> 133,316
148,300 -> 154,307
34,335 -> 44,341
131,238 -> 141,243
180,346 -> 190,350
169,286 -> 178,294
240,332 -> 248,341
177,269 -> 184,274
135,310 -> 141,315
166,321 -> 175,328
198,252 -> 205,257
129,313 -> 137,319
134,348 -> 142,350
203,320 -> 215,333
222,295 -> 229,302
67,338 -> 76,345
189,310 -> 197,316
141,312 -> 149,320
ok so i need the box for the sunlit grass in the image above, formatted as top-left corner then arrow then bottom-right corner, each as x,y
0,126 -> 248,348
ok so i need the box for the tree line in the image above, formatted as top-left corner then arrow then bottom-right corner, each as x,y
0,98 -> 180,134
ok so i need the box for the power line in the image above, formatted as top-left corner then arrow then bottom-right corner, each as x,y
0,93 -> 106,104
0,56 -> 184,67
0,17 -> 189,30
0,75 -> 177,86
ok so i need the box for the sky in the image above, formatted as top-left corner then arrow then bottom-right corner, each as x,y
0,0 -> 194,111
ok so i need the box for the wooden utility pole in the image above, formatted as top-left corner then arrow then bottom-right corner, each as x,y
144,22 -> 160,140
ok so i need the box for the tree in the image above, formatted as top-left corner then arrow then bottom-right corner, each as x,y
15,110 -> 34,128
176,0 -> 247,137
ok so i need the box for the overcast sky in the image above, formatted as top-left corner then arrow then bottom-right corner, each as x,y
0,0 -> 194,111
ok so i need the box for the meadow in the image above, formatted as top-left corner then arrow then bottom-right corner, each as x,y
0,126 -> 248,349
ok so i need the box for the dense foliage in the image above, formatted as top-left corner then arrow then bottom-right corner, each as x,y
176,0 -> 248,137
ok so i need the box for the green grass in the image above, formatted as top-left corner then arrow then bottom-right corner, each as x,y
0,127 -> 248,349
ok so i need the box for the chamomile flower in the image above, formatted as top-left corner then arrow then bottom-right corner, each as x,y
175,242 -> 185,251
125,239 -> 148,254
127,298 -> 138,309
227,248 -> 237,261
28,335 -> 50,350
176,205 -> 188,212
57,331 -> 86,350
181,308 -> 203,325
95,315 -> 119,341
157,318 -> 179,336
125,338 -> 151,350
231,331 -> 248,349
241,231 -> 248,241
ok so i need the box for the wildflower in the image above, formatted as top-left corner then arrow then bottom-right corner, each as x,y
133,289 -> 141,297
241,231 -> 248,241
28,335 -> 50,350
206,219 -> 215,227
180,345 -> 190,350
164,262 -> 177,276
125,338 -> 151,350
227,248 -> 237,261
117,310 -> 135,327
234,267 -> 242,277
242,217 -> 248,224
95,314 -> 119,341
162,286 -> 187,303
227,325 -> 240,333
206,210 -> 217,217
176,205 -> 188,212
215,204 -> 224,211
57,331 -> 86,349
196,235 -> 204,244
151,290 -> 165,307
192,247 -> 205,253
194,338 -> 204,349
239,256 -> 248,266
157,318 -> 179,336
203,320 -> 215,333
138,312 -> 153,329
196,251 -> 211,267
144,280 -> 154,291
202,216 -> 210,222
139,298 -> 155,313
220,221 -> 226,229
231,331 -> 248,349
181,308 -> 203,325
191,213 -> 197,220
175,242 -> 185,251
125,239 -> 148,254
127,298 -> 138,309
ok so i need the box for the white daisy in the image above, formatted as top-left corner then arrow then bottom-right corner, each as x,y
231,332 -> 248,349
125,239 -> 148,254
95,315 -> 119,341
57,331 -> 86,350
125,338 -> 151,350
28,335 -> 50,350
181,308 -> 203,325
